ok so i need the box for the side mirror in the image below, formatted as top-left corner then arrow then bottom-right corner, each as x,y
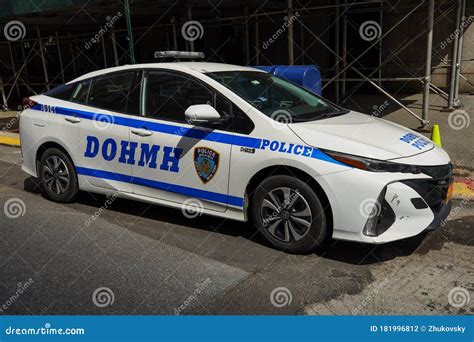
185,104 -> 221,124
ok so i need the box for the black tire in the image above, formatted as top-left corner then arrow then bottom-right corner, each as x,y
251,175 -> 328,254
39,147 -> 79,203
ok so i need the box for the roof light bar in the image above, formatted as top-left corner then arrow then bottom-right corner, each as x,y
154,51 -> 205,60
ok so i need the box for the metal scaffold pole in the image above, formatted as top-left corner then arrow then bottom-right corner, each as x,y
453,0 -> 466,104
335,0 -> 340,104
341,0 -> 347,100
448,0 -> 462,109
187,5 -> 194,52
37,26 -> 50,91
111,30 -> 119,66
421,0 -> 434,128
254,15 -> 260,65
124,0 -> 136,64
287,0 -> 294,65
56,33 -> 65,83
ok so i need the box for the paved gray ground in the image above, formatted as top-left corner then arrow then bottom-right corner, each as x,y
0,145 -> 472,315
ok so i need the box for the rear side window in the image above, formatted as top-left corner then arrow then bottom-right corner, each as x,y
45,83 -> 76,100
87,72 -> 134,113
71,80 -> 90,104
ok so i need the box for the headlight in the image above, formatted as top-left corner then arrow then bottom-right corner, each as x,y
323,150 -> 421,174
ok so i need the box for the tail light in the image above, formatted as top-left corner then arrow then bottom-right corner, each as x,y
22,97 -> 37,110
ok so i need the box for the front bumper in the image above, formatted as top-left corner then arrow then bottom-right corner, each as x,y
363,164 -> 453,241
426,199 -> 452,231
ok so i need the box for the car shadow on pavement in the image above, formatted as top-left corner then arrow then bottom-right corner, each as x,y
24,176 -> 42,194
76,188 -> 433,265
76,190 -> 262,240
24,176 -> 432,265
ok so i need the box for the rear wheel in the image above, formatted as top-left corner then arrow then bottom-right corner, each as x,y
252,175 -> 328,254
39,147 -> 79,203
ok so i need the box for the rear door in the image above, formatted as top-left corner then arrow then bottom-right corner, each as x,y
130,70 -> 234,212
71,70 -> 140,192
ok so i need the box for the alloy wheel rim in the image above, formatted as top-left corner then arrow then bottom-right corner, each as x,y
43,156 -> 70,195
260,187 -> 312,243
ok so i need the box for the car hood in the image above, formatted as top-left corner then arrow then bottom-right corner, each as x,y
288,111 -> 434,160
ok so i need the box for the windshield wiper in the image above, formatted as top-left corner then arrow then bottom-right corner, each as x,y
290,109 -> 349,122
326,109 -> 349,116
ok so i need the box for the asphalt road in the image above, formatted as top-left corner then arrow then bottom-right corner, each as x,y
0,145 -> 472,315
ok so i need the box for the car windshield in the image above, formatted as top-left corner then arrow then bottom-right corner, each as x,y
205,71 -> 348,122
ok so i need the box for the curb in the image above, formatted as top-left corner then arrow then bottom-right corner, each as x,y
0,135 -> 20,147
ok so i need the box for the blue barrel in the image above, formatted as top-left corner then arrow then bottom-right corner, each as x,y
253,65 -> 322,96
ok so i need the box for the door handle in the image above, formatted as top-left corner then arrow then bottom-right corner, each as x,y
65,116 -> 81,123
131,128 -> 153,137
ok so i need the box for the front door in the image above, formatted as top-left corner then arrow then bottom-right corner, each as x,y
130,70 -> 233,212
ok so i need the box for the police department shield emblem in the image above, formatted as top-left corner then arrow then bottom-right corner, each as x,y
194,147 -> 219,183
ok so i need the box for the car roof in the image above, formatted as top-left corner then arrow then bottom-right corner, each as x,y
69,62 -> 263,84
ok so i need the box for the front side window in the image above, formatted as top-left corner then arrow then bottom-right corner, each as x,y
206,71 -> 347,122
143,71 -> 214,122
87,72 -> 135,113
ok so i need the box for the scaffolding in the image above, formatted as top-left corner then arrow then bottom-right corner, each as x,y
0,0 -> 469,127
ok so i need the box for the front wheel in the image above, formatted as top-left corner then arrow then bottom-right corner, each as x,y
252,175 -> 328,254
39,147 -> 79,203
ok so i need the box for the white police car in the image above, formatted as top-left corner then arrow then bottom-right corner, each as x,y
20,62 -> 453,253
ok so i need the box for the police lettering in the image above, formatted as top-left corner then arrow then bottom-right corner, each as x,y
84,136 -> 182,173
259,139 -> 314,157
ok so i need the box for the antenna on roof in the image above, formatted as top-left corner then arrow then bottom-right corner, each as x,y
154,51 -> 205,62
